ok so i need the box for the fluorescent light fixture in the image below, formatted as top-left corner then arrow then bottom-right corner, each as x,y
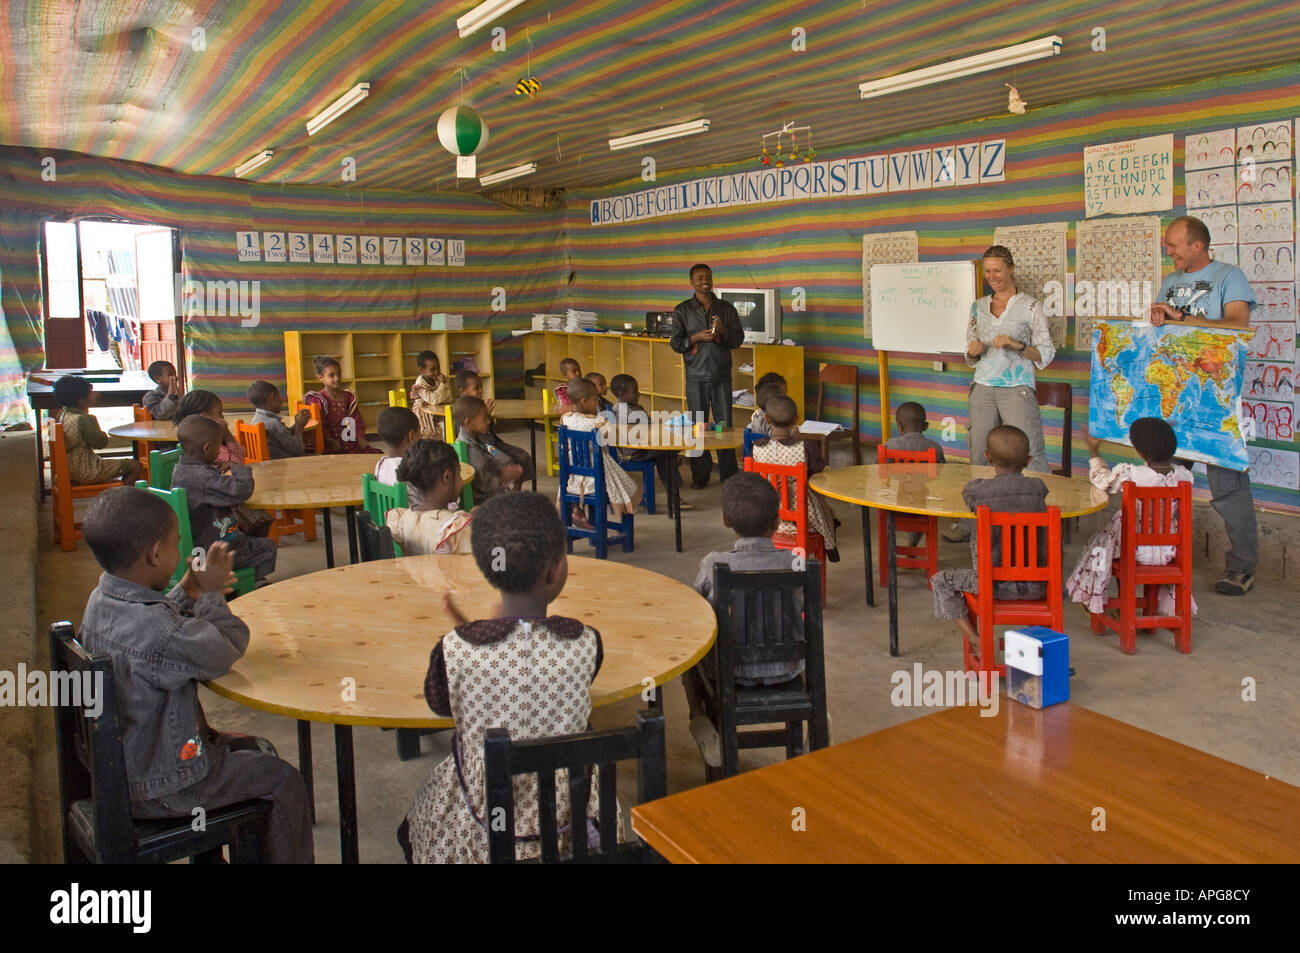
306,82 -> 370,136
859,36 -> 1062,100
479,162 -> 538,187
234,150 -> 274,177
457,0 -> 528,38
608,119 -> 711,152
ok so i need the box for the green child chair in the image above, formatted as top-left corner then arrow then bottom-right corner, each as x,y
453,440 -> 475,512
362,472 -> 410,556
148,447 -> 182,490
136,482 -> 257,597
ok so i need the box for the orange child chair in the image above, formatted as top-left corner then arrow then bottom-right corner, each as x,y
233,420 -> 316,542
1089,481 -> 1193,655
743,457 -> 828,604
50,420 -> 127,552
131,405 -> 155,479
876,445 -> 939,587
294,401 -> 324,454
962,504 -> 1063,683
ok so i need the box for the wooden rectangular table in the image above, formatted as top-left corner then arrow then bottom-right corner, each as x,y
631,704 -> 1300,863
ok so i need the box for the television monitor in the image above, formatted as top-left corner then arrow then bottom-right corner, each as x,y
715,288 -> 781,344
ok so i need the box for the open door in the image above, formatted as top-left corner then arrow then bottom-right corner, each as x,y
135,228 -> 183,384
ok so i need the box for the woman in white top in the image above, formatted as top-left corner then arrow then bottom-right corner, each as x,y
946,245 -> 1056,542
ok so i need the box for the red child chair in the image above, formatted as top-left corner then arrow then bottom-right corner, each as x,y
233,420 -> 316,542
743,456 -> 828,604
876,445 -> 939,588
1089,481 -> 1193,655
962,504 -> 1063,684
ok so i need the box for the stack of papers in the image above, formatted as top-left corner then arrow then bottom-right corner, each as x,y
532,313 -> 565,331
429,313 -> 464,330
564,309 -> 598,332
733,389 -> 755,407
798,419 -> 844,435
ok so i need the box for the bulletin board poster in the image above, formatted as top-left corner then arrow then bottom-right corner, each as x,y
1084,134 -> 1174,217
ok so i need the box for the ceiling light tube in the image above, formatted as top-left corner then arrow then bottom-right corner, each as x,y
457,0 -> 528,38
235,150 -> 274,177
609,119 -> 711,152
859,36 -> 1062,100
306,82 -> 371,136
478,162 -> 538,186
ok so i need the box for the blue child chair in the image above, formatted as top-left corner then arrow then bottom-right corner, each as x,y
557,426 -> 634,559
742,427 -> 760,460
613,449 -> 656,516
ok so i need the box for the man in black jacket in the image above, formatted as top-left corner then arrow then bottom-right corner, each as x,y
670,263 -> 745,488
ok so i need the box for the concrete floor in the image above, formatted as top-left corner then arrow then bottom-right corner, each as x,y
24,425 -> 1300,863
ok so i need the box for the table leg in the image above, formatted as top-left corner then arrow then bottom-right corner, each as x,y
861,507 -> 874,608
529,422 -> 538,492
322,507 -> 335,569
345,505 -> 359,564
887,512 -> 899,657
335,725 -> 359,865
36,409 -> 48,503
669,451 -> 683,553
297,720 -> 315,824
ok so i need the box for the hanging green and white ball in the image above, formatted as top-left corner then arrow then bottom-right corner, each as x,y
437,105 -> 489,156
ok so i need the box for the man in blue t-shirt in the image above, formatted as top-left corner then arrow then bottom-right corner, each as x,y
1148,215 -> 1258,595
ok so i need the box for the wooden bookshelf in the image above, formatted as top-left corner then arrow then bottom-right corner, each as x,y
284,329 -> 494,431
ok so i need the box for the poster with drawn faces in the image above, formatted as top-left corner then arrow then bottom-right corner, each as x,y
1200,206 -> 1238,244
1237,202 -> 1294,244
1186,169 -> 1236,209
1244,361 -> 1295,404
1236,162 -> 1292,204
1210,244 -> 1239,265
1184,129 -> 1236,170
1236,122 -> 1292,164
1246,445 -> 1299,489
1243,401 -> 1295,443
1239,242 -> 1295,281
1249,282 -> 1297,323
1246,321 -> 1295,362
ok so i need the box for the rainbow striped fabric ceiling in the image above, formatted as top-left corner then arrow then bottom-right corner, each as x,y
3,0 -> 1298,193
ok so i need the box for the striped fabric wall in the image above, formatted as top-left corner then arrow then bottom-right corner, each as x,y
562,62 -> 1300,514
0,150 -> 565,410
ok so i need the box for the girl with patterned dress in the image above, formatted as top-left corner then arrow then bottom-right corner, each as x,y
398,492 -> 619,864
408,350 -> 451,440
750,395 -> 838,560
53,376 -> 143,485
559,378 -> 640,530
1067,419 -> 1197,617
304,355 -> 378,454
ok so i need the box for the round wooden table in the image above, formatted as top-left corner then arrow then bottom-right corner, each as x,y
611,425 -> 747,552
108,414 -> 318,442
207,554 -> 717,863
811,463 -> 1109,656
488,398 -> 561,491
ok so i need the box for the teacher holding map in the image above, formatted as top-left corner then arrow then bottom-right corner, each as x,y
1149,215 -> 1258,596
944,244 -> 1056,543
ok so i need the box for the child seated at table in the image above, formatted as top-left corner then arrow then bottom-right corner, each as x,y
606,372 -> 690,509
175,390 -> 273,536
143,360 -> 182,420
454,372 -> 533,483
560,378 -> 641,531
171,415 -> 277,582
456,396 -> 525,506
247,380 -> 311,459
79,487 -> 313,863
751,394 -> 838,562
53,375 -> 143,485
748,372 -> 787,436
585,371 -> 613,413
375,405 -> 422,502
930,425 -> 1047,666
884,401 -> 947,462
554,357 -> 582,410
454,368 -> 495,415
398,491 -> 611,863
386,439 -> 472,555
680,472 -> 807,767
410,350 -> 452,440
304,355 -> 377,454
1067,418 -> 1196,618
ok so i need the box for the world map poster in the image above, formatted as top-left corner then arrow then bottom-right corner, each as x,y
1090,320 -> 1253,469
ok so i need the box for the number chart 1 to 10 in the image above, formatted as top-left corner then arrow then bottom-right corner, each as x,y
236,232 -> 465,266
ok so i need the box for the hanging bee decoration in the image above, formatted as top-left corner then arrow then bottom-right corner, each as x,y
515,76 -> 541,97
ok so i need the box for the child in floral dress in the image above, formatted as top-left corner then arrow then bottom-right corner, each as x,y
559,378 -> 641,530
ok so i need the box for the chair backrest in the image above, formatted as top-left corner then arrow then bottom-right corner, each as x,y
49,621 -> 138,863
362,471 -> 409,525
815,362 -> 860,427
743,456 -> 808,546
877,444 -> 936,465
483,709 -> 667,864
1120,480 -> 1192,570
233,419 -> 270,462
453,439 -> 475,511
1034,382 -> 1072,478
444,405 -> 456,442
295,401 -> 324,454
148,447 -> 181,490
50,418 -> 72,494
742,427 -> 758,459
973,504 -> 1061,586
388,390 -> 408,408
132,404 -> 150,424
137,481 -> 196,588
712,561 -> 822,686
557,426 -> 606,491
355,510 -> 396,562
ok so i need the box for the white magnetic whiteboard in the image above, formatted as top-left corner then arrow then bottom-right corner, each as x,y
869,261 -> 976,354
